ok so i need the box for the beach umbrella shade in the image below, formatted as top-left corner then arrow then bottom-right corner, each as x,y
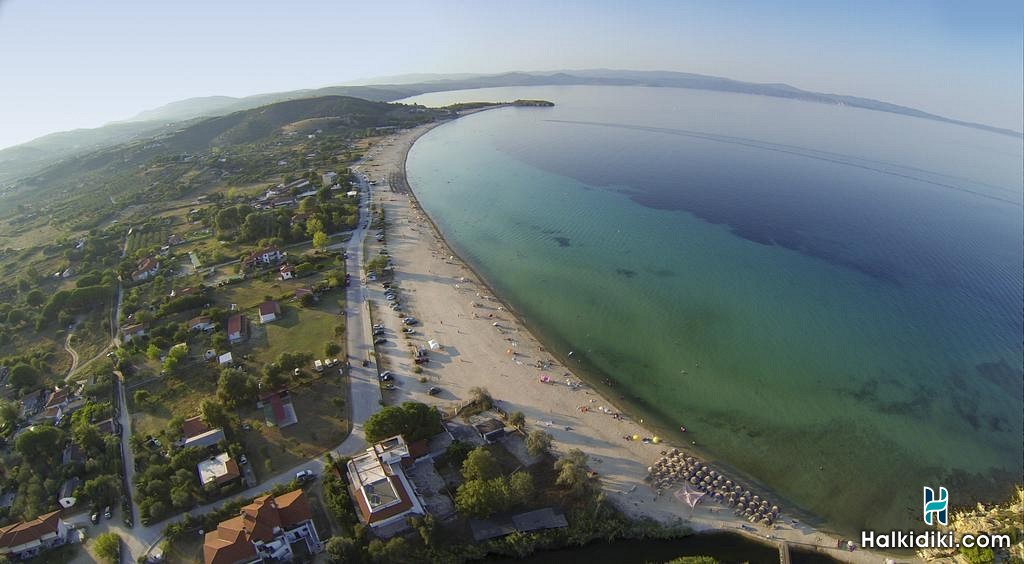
753,495 -> 761,503
771,506 -> 779,514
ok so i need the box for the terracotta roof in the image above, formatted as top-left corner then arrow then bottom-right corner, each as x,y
136,256 -> 158,271
279,264 -> 295,273
0,510 -> 62,550
44,388 -> 69,409
181,416 -> 209,439
274,489 -> 312,525
203,490 -> 312,564
226,314 -> 246,336
188,315 -> 212,327
257,301 -> 280,316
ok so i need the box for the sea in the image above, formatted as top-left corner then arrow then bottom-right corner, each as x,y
400,85 -> 1024,534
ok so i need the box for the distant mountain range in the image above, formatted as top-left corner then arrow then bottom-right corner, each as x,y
2,69 -> 1019,184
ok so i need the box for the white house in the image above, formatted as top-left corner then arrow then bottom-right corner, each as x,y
322,171 -> 338,186
347,435 -> 426,534
258,301 -> 280,324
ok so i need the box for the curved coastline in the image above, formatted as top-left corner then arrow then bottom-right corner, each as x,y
362,113 -> 909,563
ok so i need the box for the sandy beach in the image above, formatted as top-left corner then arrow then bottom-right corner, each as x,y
354,118 -> 913,564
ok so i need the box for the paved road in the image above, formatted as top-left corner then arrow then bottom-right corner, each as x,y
112,166 -> 382,562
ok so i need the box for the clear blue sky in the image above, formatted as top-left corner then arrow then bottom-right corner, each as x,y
0,0 -> 1021,149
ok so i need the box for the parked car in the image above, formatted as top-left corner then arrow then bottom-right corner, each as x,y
402,327 -> 415,334
373,337 -> 387,345
428,387 -> 441,395
90,511 -> 99,525
103,506 -> 112,519
379,371 -> 393,381
372,328 -> 386,336
296,470 -> 315,482
239,454 -> 247,465
403,317 -> 418,325
372,324 -> 385,330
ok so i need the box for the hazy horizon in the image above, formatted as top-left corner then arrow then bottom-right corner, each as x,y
1,0 -> 1021,150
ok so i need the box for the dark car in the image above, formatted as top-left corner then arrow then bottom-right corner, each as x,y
403,317 -> 418,325
372,328 -> 386,336
428,386 -> 441,395
378,371 -> 393,381
373,337 -> 387,345
402,327 -> 414,334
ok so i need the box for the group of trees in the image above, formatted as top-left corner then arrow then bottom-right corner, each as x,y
3,400 -> 122,523
454,447 -> 535,518
363,402 -> 443,443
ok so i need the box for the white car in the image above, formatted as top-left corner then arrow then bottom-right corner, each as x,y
295,470 -> 315,482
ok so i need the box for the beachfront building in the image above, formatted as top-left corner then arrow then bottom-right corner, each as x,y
346,435 -> 426,534
0,511 -> 72,560
203,489 -> 323,564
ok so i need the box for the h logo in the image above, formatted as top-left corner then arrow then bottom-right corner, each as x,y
923,486 -> 948,526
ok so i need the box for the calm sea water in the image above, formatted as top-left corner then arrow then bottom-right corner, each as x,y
402,86 -> 1024,533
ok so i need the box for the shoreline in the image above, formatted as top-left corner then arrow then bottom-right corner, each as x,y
357,115 -> 914,563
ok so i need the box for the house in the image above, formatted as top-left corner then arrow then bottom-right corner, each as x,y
227,314 -> 249,343
189,316 -> 215,332
243,247 -> 284,269
218,352 -> 233,366
168,234 -> 185,246
185,428 -> 226,450
346,435 -> 426,533
121,323 -> 148,343
257,301 -> 280,324
203,489 -> 322,564
0,511 -> 71,560
197,453 -> 241,488
258,390 -> 297,428
40,387 -> 85,422
57,477 -> 80,509
278,264 -> 295,281
322,171 -> 338,186
471,417 -> 507,444
131,256 -> 160,281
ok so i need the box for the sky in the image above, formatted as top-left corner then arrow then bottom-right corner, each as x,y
0,0 -> 1021,149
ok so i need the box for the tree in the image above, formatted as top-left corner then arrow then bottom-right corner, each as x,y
509,411 -> 526,431
200,400 -> 232,430
217,367 -> 257,408
145,344 -> 161,360
9,364 -> 39,389
507,471 -> 535,502
133,389 -> 153,406
15,425 -> 63,463
312,230 -> 328,250
366,536 -> 407,564
554,448 -> 592,497
25,290 -> 45,307
0,400 -> 19,430
526,430 -> 552,457
461,448 -> 500,482
300,292 -> 317,307
306,217 -> 325,239
162,343 -> 187,372
469,387 -> 493,410
326,536 -> 365,563
73,420 -> 105,454
455,478 -> 507,518
81,475 -> 120,507
93,532 -> 121,563
363,402 -> 442,443
325,342 -> 341,356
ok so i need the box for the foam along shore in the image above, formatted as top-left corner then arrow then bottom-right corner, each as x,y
354,115 -> 911,563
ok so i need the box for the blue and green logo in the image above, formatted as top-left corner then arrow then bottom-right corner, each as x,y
923,486 -> 948,526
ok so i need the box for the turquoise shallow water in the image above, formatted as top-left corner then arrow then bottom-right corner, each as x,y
403,86 -> 1024,533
